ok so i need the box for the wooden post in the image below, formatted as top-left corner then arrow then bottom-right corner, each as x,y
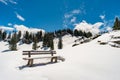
27,60 -> 30,66
29,59 -> 33,67
51,57 -> 57,63
51,57 -> 53,62
54,57 -> 57,62
51,51 -> 53,56
27,51 -> 31,66
28,51 -> 31,57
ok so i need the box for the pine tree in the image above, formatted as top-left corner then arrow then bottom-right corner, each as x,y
24,31 -> 29,40
23,31 -> 32,44
86,32 -> 92,38
2,31 -> 7,40
74,29 -> 79,36
113,17 -> 120,30
7,33 -> 11,39
50,39 -> 54,50
0,30 -> 2,41
29,33 -> 33,42
67,28 -> 73,36
43,33 -> 47,47
18,31 -> 21,41
79,30 -> 84,36
32,33 -> 35,42
83,31 -> 87,38
49,35 -> 54,50
32,36 -> 37,50
58,36 -> 63,49
9,33 -> 17,50
36,31 -> 42,42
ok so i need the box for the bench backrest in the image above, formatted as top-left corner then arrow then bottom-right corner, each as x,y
23,51 -> 56,57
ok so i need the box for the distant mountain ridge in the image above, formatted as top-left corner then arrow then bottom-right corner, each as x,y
0,24 -> 45,34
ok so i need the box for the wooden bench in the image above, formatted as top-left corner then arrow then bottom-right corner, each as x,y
23,50 -> 58,67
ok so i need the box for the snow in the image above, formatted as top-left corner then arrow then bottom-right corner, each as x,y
0,26 -> 14,32
14,24 -> 45,35
74,20 -> 103,36
93,30 -> 120,43
0,25 -> 45,36
0,31 -> 120,80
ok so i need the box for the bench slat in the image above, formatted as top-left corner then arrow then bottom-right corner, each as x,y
23,51 -> 56,55
23,56 -> 58,60
23,51 -> 56,53
23,53 -> 56,55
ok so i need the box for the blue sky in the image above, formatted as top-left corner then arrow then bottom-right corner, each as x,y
0,0 -> 120,32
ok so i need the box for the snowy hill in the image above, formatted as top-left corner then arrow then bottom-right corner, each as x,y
0,30 -> 120,80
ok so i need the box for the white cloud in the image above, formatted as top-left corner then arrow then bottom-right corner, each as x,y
15,12 -> 25,21
71,17 -> 76,23
74,20 -> 104,36
99,14 -> 114,32
64,14 -> 73,19
63,9 -> 82,28
99,14 -> 105,20
64,9 -> 81,19
8,23 -> 12,26
9,0 -> 17,4
0,0 -> 7,5
0,0 -> 17,5
72,9 -> 80,14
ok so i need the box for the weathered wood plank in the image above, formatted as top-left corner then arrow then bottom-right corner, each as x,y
23,56 -> 58,60
23,51 -> 56,55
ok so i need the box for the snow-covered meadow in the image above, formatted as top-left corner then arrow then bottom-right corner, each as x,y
0,31 -> 120,80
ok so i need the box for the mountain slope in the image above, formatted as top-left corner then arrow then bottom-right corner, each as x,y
0,31 -> 120,80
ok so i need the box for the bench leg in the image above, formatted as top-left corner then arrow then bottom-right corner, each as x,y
27,60 -> 30,66
51,57 -> 57,63
27,59 -> 33,67
55,57 -> 57,62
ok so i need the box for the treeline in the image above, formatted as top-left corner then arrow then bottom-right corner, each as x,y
0,28 -> 93,51
73,29 -> 92,38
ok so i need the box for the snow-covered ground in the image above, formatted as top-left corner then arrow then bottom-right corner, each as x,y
0,31 -> 120,80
